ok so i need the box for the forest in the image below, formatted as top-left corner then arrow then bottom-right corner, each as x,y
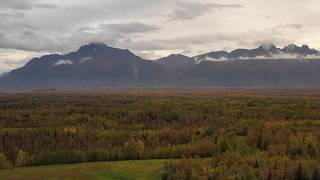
0,90 -> 320,179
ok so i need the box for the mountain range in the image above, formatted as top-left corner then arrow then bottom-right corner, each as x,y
194,44 -> 319,62
1,42 -> 320,89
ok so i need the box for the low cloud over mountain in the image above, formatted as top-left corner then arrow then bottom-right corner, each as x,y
194,44 -> 320,62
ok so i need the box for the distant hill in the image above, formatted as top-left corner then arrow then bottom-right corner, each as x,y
1,43 -> 320,89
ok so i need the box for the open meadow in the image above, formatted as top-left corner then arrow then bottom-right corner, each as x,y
0,159 -> 165,180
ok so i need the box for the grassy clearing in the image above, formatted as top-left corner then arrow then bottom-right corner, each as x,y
0,136 -> 255,180
0,159 -> 166,180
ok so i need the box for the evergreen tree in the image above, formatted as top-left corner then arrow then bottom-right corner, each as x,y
295,164 -> 307,180
312,167 -> 320,180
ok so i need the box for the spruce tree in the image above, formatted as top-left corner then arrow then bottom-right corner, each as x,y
312,167 -> 320,180
295,164 -> 307,180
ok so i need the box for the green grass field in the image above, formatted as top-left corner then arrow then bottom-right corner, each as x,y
0,159 -> 165,180
0,135 -> 253,180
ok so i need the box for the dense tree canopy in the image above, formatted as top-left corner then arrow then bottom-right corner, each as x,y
0,92 -> 320,179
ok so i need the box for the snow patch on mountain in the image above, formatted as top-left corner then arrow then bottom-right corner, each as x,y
0,72 -> 9,78
54,59 -> 74,66
80,57 -> 94,63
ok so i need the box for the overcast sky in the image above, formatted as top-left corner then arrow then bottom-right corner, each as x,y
1,0 -> 320,73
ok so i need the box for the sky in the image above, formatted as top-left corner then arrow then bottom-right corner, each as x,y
1,0 -> 320,73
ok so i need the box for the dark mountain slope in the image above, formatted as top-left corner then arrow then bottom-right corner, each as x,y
178,59 -> 320,88
0,43 -> 165,88
155,54 -> 196,78
2,43 -> 320,89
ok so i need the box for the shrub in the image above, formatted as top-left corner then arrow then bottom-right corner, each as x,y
0,153 -> 12,169
87,150 -> 109,162
16,150 -> 30,167
32,150 -> 87,166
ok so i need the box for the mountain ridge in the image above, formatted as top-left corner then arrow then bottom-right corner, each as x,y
194,44 -> 320,62
0,43 -> 165,88
1,42 -> 320,89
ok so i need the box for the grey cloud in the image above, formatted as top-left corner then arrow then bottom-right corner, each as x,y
170,2 -> 242,20
35,4 -> 59,9
123,33 -> 243,51
272,23 -> 304,30
0,29 -> 59,52
0,0 -> 59,10
100,22 -> 160,34
136,51 -> 163,60
0,19 -> 37,32
0,11 -> 24,21
0,21 -> 160,53
123,28 -> 301,53
1,58 -> 28,65
0,20 -> 304,57
0,50 -> 39,73
0,0 -> 32,10
245,24 -> 308,47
